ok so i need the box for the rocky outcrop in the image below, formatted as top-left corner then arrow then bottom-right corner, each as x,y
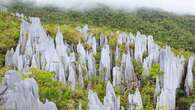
112,66 -> 122,86
88,90 -> 104,110
185,56 -> 194,96
0,5 -> 7,12
121,52 -> 136,83
103,81 -> 120,110
128,88 -> 143,110
4,16 -> 194,110
190,103 -> 195,110
134,32 -> 147,62
143,36 -> 160,76
156,47 -> 185,110
99,44 -> 111,80
0,70 -> 57,110
88,82 -> 142,110
88,82 -> 117,110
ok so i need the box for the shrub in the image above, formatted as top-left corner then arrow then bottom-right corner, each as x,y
149,64 -> 163,79
140,81 -> 155,110
132,59 -> 144,80
0,12 -> 20,67
24,68 -> 88,110
0,66 -> 10,83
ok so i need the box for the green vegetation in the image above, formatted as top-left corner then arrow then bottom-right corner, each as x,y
176,88 -> 195,109
0,2 -> 195,110
149,64 -> 163,79
8,2 -> 195,53
140,81 -> 155,110
132,59 -> 144,79
0,3 -> 193,66
24,68 -> 88,110
22,68 -> 141,109
44,24 -> 82,44
171,48 -> 191,58
0,12 -> 20,67
0,66 -> 11,83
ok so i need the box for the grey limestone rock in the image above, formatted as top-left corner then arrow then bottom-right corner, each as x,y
99,45 -> 111,81
185,56 -> 194,96
1,71 -> 58,110
190,103 -> 195,110
128,88 -> 143,110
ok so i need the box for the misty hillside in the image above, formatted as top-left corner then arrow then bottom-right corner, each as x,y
0,2 -> 195,110
0,3 -> 195,65
8,3 -> 195,51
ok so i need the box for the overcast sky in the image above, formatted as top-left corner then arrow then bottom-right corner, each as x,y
1,0 -> 195,15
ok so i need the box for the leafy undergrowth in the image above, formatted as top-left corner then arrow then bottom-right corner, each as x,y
0,66 -> 11,83
176,88 -> 195,109
21,60 -> 164,110
0,12 -> 20,67
43,24 -> 82,44
21,68 -> 154,110
0,60 -> 194,110
23,68 -> 88,110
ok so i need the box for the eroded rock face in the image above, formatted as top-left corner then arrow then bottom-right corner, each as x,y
88,82 -> 143,110
5,18 -> 100,89
128,88 -> 143,110
190,103 -> 195,110
156,47 -> 185,110
1,71 -> 57,110
112,66 -> 122,86
134,32 -> 147,62
99,44 -> 111,80
121,52 -> 136,83
88,82 -> 120,110
77,42 -> 86,65
143,36 -> 160,76
185,56 -> 194,96
156,89 -> 176,110
104,81 -> 120,110
88,90 -> 104,110
87,52 -> 96,78
4,16 -> 194,110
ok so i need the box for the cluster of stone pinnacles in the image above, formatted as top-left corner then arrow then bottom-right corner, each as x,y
1,15 -> 195,110
0,71 -> 58,110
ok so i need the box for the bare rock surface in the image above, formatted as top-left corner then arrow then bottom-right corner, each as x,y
0,71 -> 57,110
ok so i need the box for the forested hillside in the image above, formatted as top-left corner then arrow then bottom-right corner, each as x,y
7,2 -> 195,52
0,2 -> 195,110
1,2 -> 195,65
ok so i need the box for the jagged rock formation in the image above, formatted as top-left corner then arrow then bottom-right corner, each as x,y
88,82 -> 143,110
99,44 -> 111,80
143,35 -> 160,76
88,81 -> 143,110
0,70 -> 57,110
128,88 -> 143,110
134,32 -> 147,62
0,5 -> 7,12
112,66 -> 122,86
185,56 -> 194,96
4,16 -> 195,110
103,82 -> 120,110
156,47 -> 186,110
190,103 -> 195,110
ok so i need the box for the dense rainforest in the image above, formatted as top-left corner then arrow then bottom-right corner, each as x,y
8,2 -> 195,51
0,2 -> 195,110
1,2 -> 195,66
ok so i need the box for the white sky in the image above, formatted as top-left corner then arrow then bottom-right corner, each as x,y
1,0 -> 195,15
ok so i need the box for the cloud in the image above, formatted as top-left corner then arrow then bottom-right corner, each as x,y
1,0 -> 195,15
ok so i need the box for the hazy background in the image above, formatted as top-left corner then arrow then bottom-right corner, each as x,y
1,0 -> 195,15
